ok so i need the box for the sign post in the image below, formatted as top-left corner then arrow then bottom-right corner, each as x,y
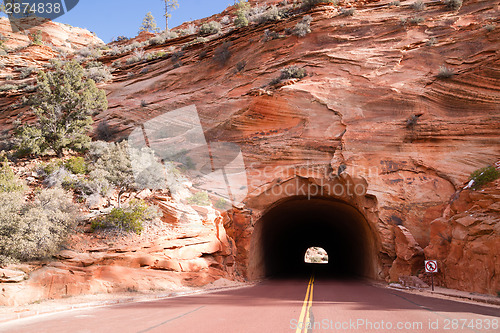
425,260 -> 438,291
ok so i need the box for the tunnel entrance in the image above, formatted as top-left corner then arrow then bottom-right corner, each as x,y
304,247 -> 329,264
250,197 -> 376,279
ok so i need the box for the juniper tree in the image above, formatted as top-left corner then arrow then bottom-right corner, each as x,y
15,60 -> 108,157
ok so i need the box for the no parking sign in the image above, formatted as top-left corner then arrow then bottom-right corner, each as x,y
425,260 -> 438,273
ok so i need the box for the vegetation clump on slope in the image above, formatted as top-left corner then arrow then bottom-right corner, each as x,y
0,159 -> 77,265
14,61 -> 108,157
470,166 -> 500,189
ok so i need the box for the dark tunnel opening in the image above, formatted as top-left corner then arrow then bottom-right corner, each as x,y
257,197 -> 375,279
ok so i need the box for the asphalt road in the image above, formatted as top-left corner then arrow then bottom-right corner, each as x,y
1,277 -> 499,333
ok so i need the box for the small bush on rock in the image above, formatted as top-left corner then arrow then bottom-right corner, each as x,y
187,191 -> 210,206
437,65 -> 455,79
291,15 -> 313,37
65,156 -> 87,174
234,0 -> 250,28
85,65 -> 112,83
200,21 -> 221,35
411,1 -> 425,11
339,7 -> 356,16
444,0 -> 462,10
251,6 -> 286,25
470,166 -> 500,189
301,0 -> 337,11
271,66 -> 307,85
213,41 -> 232,65
91,199 -> 161,234
0,158 -> 24,193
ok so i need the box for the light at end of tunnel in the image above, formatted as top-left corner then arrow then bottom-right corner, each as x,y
304,247 -> 328,264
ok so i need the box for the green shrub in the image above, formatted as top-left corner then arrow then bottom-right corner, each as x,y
215,198 -> 230,210
65,156 -> 87,174
91,199 -> 161,234
177,24 -> 197,36
411,1 -> 425,11
408,16 -> 424,24
0,188 -> 77,265
18,66 -> 37,79
114,36 -> 129,42
14,61 -> 108,157
126,49 -> 147,65
339,8 -> 356,16
77,46 -> 102,59
301,0 -> 337,11
263,29 -> 280,41
0,84 -> 18,92
484,24 -> 495,32
444,0 -> 462,10
426,37 -> 437,46
85,65 -> 112,83
234,12 -> 249,28
236,60 -> 246,72
74,171 -> 111,198
148,30 -> 178,45
235,0 -> 250,11
43,167 -> 75,189
389,1 -> 401,6
86,141 -> 166,205
234,0 -> 250,28
271,66 -> 307,85
437,65 -> 455,79
41,160 -> 63,176
251,5 -> 286,25
291,15 -> 313,37
85,61 -> 103,69
23,84 -> 37,92
153,51 -> 167,58
200,21 -> 221,35
187,191 -> 210,206
470,166 -> 500,189
29,30 -> 43,45
0,159 -> 24,193
213,41 -> 231,65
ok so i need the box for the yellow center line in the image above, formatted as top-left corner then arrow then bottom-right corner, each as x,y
295,274 -> 315,333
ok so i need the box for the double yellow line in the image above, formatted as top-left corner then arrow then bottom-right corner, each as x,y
295,274 -> 315,333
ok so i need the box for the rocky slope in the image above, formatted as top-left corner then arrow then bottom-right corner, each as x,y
0,0 -> 499,302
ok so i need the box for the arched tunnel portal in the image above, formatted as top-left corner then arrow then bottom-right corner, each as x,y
249,197 -> 377,279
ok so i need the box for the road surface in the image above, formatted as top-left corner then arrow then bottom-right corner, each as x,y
1,277 -> 498,333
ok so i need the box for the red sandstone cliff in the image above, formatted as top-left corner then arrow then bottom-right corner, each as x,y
0,0 -> 499,302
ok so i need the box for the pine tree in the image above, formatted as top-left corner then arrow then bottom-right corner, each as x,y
139,11 -> 160,34
162,0 -> 179,31
15,61 -> 108,157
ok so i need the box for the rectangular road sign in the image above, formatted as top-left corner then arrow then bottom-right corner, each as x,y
425,260 -> 438,273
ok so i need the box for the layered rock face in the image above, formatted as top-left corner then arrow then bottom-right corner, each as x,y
0,0 -> 499,297
424,180 -> 500,294
94,0 -> 498,293
0,17 -> 103,52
